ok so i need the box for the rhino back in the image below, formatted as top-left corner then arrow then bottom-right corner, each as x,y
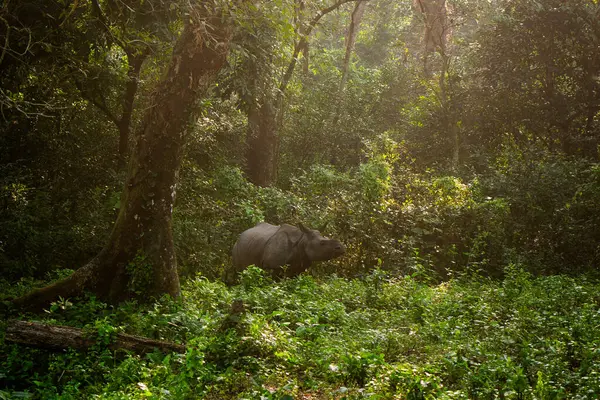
232,223 -> 280,269
261,224 -> 305,270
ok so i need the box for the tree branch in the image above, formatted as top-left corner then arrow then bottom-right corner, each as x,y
90,0 -> 127,50
279,0 -> 361,95
117,48 -> 150,164
0,15 -> 10,66
332,0 -> 367,127
74,79 -> 120,125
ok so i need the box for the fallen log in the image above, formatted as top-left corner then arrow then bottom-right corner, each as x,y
5,320 -> 186,354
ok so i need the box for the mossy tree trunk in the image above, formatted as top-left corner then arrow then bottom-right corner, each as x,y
13,1 -> 237,311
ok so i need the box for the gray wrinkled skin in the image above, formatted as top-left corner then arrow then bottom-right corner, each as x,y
232,222 -> 346,278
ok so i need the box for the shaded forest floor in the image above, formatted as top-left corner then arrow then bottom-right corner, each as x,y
2,266 -> 600,399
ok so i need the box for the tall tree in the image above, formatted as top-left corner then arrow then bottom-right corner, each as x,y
339,0 -> 368,95
13,0 -> 240,311
414,0 -> 460,168
0,0 -> 178,169
239,3 -> 280,187
469,0 -> 600,158
331,0 -> 368,127
244,0 -> 361,187
76,0 -> 179,168
414,0 -> 449,54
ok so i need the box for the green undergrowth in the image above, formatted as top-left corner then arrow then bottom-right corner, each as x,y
2,266 -> 600,399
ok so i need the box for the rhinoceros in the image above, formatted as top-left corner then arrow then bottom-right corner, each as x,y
231,222 -> 345,278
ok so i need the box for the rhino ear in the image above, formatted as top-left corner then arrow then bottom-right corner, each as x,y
318,221 -> 329,232
298,223 -> 311,234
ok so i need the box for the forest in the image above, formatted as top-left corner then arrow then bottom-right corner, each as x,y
1,0 -> 600,398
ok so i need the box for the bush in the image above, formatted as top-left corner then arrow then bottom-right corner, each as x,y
3,270 -> 600,398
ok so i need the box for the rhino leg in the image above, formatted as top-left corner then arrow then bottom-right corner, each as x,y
283,259 -> 311,277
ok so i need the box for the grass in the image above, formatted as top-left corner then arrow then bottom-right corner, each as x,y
2,265 -> 600,399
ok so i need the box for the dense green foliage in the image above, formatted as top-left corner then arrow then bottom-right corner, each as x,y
2,0 -> 599,281
3,268 -> 600,398
174,136 -> 600,280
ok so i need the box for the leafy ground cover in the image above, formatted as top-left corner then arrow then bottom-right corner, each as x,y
2,266 -> 600,399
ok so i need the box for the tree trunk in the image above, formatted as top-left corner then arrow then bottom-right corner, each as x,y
246,96 -> 277,187
414,0 -> 449,75
438,52 -> 459,169
13,1 -> 237,311
117,50 -> 148,169
332,0 -> 367,127
416,0 -> 457,167
339,0 -> 367,95
5,320 -> 186,354
243,16 -> 277,187
244,0 -> 358,187
76,0 -> 152,170
414,0 -> 449,53
294,0 -> 310,75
